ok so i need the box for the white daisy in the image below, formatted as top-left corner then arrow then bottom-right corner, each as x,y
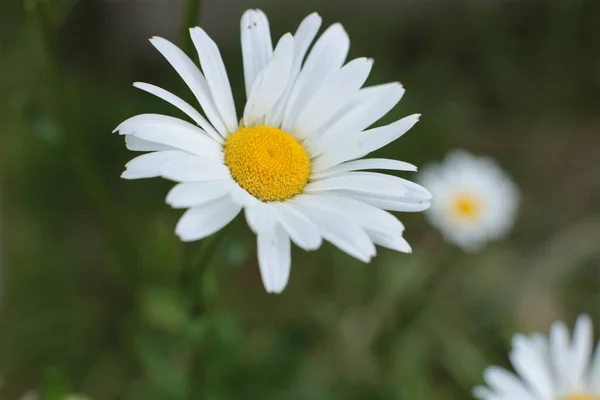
474,314 -> 600,400
114,9 -> 431,293
418,150 -> 519,251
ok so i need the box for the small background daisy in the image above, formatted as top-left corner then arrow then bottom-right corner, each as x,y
419,149 -> 520,251
1,0 -> 600,399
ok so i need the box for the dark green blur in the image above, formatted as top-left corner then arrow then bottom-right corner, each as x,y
1,0 -> 599,398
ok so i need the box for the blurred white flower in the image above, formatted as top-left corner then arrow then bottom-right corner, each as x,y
474,314 -> 600,400
19,391 -> 40,400
18,391 -> 91,400
418,150 -> 518,251
115,9 -> 430,293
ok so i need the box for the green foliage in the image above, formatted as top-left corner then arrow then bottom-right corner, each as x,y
1,0 -> 599,399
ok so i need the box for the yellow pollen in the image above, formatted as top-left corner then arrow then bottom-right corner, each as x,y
565,396 -> 599,400
451,193 -> 481,219
224,125 -> 310,202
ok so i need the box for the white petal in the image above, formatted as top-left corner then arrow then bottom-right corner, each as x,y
133,82 -> 222,143
271,203 -> 322,250
368,231 -> 412,253
264,12 -> 322,127
121,150 -> 184,180
288,12 -> 323,85
115,114 -> 223,160
305,172 -> 410,198
483,367 -> 537,400
311,158 -> 417,179
348,193 -> 431,212
571,314 -> 593,389
125,135 -> 173,152
282,23 -> 350,131
189,28 -> 238,134
550,320 -> 571,393
509,334 -> 554,400
307,82 -> 405,153
149,36 -> 227,135
245,202 -> 277,234
257,224 -> 291,294
175,196 -> 242,242
290,196 -> 375,262
291,193 -> 408,253
230,185 -> 260,208
160,155 -> 230,182
589,340 -> 600,391
472,386 -> 496,400
293,57 -> 373,140
166,180 -> 234,208
312,113 -> 420,171
243,34 -> 294,127
240,9 -> 273,98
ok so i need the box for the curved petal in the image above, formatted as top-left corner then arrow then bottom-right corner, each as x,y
149,36 -> 228,135
291,193 -> 409,253
133,82 -> 222,142
175,195 -> 242,242
257,224 -> 291,294
166,180 -> 234,208
114,114 -> 223,161
293,57 -> 373,140
243,34 -> 294,127
483,367 -> 537,400
549,321 -> 571,393
241,9 -> 273,98
264,12 -> 322,127
125,135 -> 173,152
230,185 -> 260,208
160,155 -> 230,182
305,172 -> 411,199
509,334 -> 554,400
306,82 -> 405,153
290,196 -> 375,262
589,339 -> 600,391
281,23 -> 350,131
121,150 -> 185,180
311,158 -> 417,179
271,202 -> 322,250
190,28 -> 238,134
570,314 -> 593,389
347,192 -> 432,212
245,202 -> 277,234
312,114 -> 420,171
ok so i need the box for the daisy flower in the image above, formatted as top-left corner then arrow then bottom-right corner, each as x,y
115,9 -> 431,293
474,314 -> 600,400
418,150 -> 519,251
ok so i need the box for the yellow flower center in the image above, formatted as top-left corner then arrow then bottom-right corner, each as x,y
565,396 -> 599,400
451,193 -> 481,220
224,125 -> 310,202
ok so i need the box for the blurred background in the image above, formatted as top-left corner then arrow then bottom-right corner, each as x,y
1,0 -> 600,398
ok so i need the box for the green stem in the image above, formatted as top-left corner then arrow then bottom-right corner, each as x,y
180,0 -> 204,55
181,228 -> 228,399
32,4 -> 137,271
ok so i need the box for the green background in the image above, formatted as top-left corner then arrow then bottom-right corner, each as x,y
1,0 -> 599,398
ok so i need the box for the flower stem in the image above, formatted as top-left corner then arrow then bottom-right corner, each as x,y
181,228 -> 227,317
181,228 -> 228,399
180,0 -> 204,55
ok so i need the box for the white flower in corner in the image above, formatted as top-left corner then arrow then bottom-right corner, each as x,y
474,314 -> 600,400
115,9 -> 431,293
418,150 -> 519,251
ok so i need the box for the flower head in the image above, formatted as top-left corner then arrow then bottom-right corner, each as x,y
419,150 -> 519,251
474,315 -> 600,400
115,9 -> 431,293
